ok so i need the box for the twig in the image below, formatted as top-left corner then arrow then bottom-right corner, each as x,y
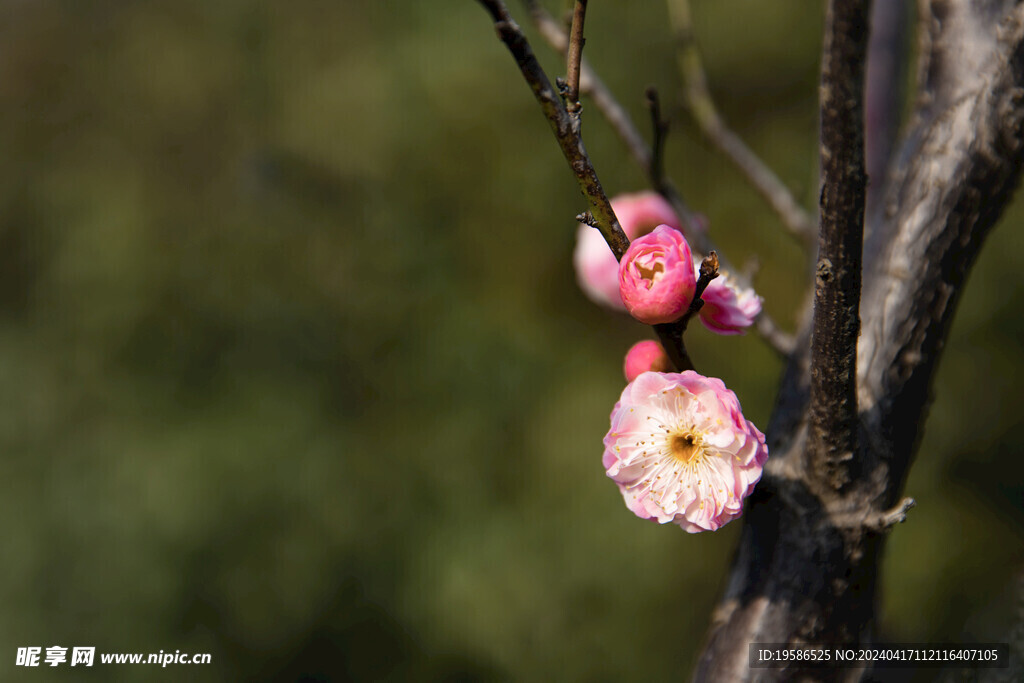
685,252 -> 720,323
478,0 -> 629,259
666,0 -> 816,245
808,0 -> 870,492
739,254 -> 798,356
645,86 -> 669,188
756,313 -> 796,357
865,497 -> 915,531
480,0 -> 720,375
564,0 -> 587,113
523,0 -> 795,360
526,0 -> 644,163
653,252 -> 720,372
522,0 -> 707,252
740,255 -> 760,283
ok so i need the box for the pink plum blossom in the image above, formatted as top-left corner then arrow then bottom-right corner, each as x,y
695,260 -> 763,334
602,371 -> 768,533
618,225 -> 696,325
623,340 -> 671,382
573,191 -> 682,309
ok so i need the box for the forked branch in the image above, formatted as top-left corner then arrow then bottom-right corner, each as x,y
667,0 -> 816,245
480,0 -> 709,373
521,0 -> 706,249
478,0 -> 628,258
696,1 -> 1024,678
523,0 -> 796,358
563,0 -> 587,113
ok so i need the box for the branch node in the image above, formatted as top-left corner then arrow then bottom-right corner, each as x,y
477,0 -> 628,259
677,251 -> 719,330
565,0 -> 588,113
698,250 -> 719,282
522,0 -> 707,246
867,497 -> 916,532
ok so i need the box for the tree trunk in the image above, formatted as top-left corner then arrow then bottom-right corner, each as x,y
695,1 -> 1024,680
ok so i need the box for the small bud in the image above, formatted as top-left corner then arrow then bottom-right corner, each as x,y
573,192 -> 682,310
623,340 -> 672,382
699,251 -> 719,281
618,225 -> 696,325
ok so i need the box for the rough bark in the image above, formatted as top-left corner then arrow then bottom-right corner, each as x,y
695,1 -> 1024,680
809,0 -> 871,493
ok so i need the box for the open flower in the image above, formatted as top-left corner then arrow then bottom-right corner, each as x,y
618,225 -> 696,324
602,371 -> 768,532
574,192 -> 682,309
623,340 -> 671,382
695,260 -> 763,334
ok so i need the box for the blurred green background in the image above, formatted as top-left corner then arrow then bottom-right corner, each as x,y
1,0 -> 1021,680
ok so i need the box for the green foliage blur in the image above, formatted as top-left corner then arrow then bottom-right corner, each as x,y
1,0 -> 1021,680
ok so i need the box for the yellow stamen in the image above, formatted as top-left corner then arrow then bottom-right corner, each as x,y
670,431 -> 705,464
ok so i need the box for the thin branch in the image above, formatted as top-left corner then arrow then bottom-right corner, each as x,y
683,251 -> 720,328
524,0 -> 795,360
522,0 -> 707,251
738,256 -> 797,356
865,497 -> 915,531
653,252 -> 719,372
808,0 -> 871,492
478,0 -> 628,259
480,0 -> 720,375
526,0 -> 645,165
564,0 -> 587,112
667,0 -> 816,245
733,255 -> 797,356
645,86 -> 669,188
756,314 -> 796,357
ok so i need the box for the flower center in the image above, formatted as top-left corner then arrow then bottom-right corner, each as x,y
670,431 -> 704,464
636,260 -> 664,284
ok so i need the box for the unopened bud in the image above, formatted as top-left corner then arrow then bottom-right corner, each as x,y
618,225 -> 696,325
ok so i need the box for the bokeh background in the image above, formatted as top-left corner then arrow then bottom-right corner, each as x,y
1,0 -> 1021,680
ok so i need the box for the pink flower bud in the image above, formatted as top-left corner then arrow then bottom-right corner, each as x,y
623,340 -> 671,382
573,192 -> 681,310
693,259 -> 763,334
618,225 -> 696,325
603,370 -> 768,533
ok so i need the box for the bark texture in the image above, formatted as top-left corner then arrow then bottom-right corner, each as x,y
810,0 -> 871,493
695,1 -> 1024,680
